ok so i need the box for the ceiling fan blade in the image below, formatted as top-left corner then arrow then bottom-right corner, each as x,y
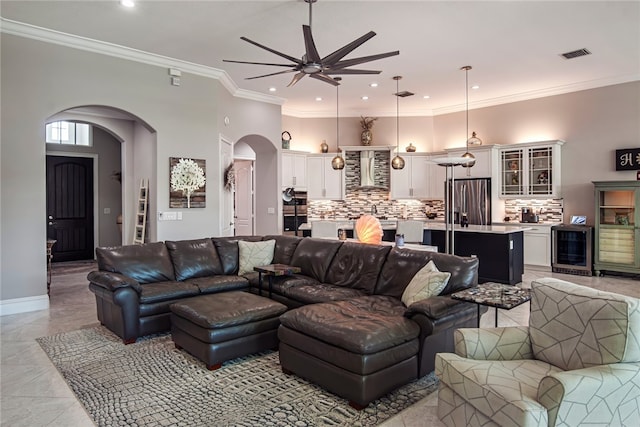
287,72 -> 307,87
324,69 -> 382,75
245,69 -> 297,80
302,25 -> 322,63
321,31 -> 377,65
239,36 -> 301,64
309,73 -> 341,86
223,59 -> 298,68
331,51 -> 400,69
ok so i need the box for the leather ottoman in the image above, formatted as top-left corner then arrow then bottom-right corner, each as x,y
170,291 -> 287,370
278,295 -> 420,409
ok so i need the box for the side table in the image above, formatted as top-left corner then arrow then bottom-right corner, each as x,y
253,264 -> 301,298
451,282 -> 531,327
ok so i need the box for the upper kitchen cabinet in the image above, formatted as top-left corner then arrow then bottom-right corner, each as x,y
307,154 -> 343,200
282,150 -> 308,190
499,141 -> 563,198
446,145 -> 499,179
390,154 -> 430,199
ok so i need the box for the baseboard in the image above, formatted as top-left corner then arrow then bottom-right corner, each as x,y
0,294 -> 50,316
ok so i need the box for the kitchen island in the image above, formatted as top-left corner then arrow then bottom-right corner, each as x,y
299,220 -> 530,285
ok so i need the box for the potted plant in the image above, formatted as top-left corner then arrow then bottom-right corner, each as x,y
359,116 -> 377,146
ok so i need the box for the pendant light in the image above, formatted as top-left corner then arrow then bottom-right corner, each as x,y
460,65 -> 481,173
391,76 -> 406,170
331,77 -> 345,170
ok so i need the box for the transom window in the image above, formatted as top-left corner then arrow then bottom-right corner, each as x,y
46,121 -> 91,146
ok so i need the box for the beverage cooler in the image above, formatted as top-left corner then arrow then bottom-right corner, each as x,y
551,224 -> 593,276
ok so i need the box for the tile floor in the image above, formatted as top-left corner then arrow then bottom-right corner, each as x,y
1,262 -> 638,426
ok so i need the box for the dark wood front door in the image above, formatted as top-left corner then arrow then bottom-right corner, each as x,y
46,156 -> 94,262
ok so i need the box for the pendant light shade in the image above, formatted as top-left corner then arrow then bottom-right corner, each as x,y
391,75 -> 409,170
460,66 -> 478,171
331,77 -> 345,170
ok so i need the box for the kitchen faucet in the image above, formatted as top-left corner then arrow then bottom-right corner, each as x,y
371,204 -> 377,215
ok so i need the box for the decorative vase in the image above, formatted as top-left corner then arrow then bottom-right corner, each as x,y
320,140 -> 328,153
406,143 -> 416,152
361,130 -> 372,146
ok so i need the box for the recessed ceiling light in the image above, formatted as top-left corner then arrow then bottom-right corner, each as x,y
369,83 -> 378,88
361,96 -> 369,100
423,95 -> 430,99
120,0 -> 135,8
315,97 -> 322,101
471,85 -> 480,90
268,87 -> 277,92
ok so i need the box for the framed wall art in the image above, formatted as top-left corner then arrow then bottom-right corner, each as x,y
169,157 -> 206,208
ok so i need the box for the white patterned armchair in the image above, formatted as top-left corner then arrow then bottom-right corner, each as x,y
435,277 -> 640,427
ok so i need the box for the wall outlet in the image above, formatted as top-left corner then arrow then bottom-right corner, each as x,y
103,207 -> 111,214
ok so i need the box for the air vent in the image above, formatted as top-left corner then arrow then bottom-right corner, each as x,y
395,90 -> 415,97
560,48 -> 591,59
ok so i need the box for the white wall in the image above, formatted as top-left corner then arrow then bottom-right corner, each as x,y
0,33 -> 281,309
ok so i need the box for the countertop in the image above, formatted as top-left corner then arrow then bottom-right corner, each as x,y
299,220 -> 531,234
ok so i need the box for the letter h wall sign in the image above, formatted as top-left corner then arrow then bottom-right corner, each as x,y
615,148 -> 640,171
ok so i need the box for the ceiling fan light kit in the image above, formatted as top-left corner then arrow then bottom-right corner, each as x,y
223,0 -> 399,87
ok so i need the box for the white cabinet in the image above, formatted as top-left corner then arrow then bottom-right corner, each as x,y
523,225 -> 552,267
307,154 -> 343,200
390,154 -> 430,199
427,153 -> 448,200
282,150 -> 307,190
445,145 -> 498,179
499,141 -> 563,198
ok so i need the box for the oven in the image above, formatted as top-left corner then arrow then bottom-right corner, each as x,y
283,192 -> 307,235
551,224 -> 593,276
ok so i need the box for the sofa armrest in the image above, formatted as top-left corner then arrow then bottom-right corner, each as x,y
537,362 -> 640,427
454,326 -> 532,360
87,270 -> 142,293
404,295 -> 476,320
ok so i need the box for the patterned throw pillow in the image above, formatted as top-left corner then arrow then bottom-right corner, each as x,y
238,240 -> 276,275
401,260 -> 451,307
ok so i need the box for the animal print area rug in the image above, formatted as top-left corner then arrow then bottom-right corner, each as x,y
37,327 -> 438,426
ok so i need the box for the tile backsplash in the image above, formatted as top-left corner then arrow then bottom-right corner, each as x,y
503,199 -> 564,223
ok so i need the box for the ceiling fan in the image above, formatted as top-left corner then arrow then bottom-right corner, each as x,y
223,0 -> 399,87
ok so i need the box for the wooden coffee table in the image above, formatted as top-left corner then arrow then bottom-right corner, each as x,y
451,282 -> 531,327
254,264 -> 301,298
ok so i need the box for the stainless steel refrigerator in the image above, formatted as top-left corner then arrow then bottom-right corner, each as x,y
445,178 -> 491,225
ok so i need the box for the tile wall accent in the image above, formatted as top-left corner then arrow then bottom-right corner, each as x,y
344,151 -> 390,191
504,199 -> 564,223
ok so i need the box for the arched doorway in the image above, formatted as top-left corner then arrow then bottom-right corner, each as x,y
45,105 -> 156,261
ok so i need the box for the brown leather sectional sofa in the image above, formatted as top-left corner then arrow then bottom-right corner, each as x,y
88,234 -> 481,406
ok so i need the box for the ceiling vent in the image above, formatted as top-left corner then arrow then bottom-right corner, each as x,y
395,90 -> 415,97
560,48 -> 591,59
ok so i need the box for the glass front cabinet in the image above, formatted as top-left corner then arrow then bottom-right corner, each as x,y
499,141 -> 563,198
593,181 -> 640,276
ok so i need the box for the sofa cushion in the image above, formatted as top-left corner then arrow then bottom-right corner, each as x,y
324,242 -> 391,293
280,296 -> 419,354
282,283 -> 368,305
375,248 -> 478,299
436,352 -> 559,426
238,239 -> 275,275
165,238 -> 224,281
530,278 -> 640,370
263,234 -> 303,265
211,236 -> 263,275
289,238 -> 342,283
401,260 -> 450,306
96,242 -> 175,284
186,275 -> 249,294
138,281 -> 200,304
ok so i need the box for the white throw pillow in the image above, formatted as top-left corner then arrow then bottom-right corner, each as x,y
238,240 -> 275,275
401,260 -> 451,307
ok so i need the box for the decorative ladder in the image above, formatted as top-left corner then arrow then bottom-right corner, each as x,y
133,178 -> 149,245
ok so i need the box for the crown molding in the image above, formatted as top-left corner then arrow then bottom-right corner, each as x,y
0,18 -> 285,106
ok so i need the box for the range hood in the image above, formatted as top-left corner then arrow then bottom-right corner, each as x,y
339,146 -> 392,191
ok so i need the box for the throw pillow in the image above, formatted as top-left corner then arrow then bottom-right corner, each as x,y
238,239 -> 276,275
401,260 -> 451,307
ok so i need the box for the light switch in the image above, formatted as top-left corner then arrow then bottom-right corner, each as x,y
267,207 -> 275,214
103,208 -> 111,214
177,212 -> 183,220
